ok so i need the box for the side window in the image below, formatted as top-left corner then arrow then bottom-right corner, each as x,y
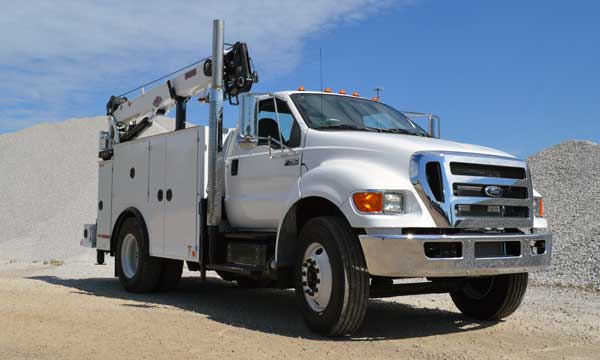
257,98 -> 301,148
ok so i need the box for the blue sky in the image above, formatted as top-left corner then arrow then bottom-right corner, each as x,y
1,0 -> 598,157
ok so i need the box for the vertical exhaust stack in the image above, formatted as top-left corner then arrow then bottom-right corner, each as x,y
207,19 -> 224,263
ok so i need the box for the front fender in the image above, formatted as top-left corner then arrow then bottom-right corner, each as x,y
298,158 -> 435,229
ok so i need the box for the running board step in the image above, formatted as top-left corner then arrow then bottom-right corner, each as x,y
223,232 -> 276,240
207,263 -> 267,277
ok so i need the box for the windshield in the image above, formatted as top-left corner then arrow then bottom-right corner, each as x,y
290,93 -> 429,136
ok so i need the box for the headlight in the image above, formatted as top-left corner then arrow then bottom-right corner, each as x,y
383,192 -> 404,213
352,191 -> 404,214
533,197 -> 544,217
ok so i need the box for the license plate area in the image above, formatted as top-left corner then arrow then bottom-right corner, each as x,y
475,241 -> 521,258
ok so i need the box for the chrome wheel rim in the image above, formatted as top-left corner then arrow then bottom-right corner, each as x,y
302,242 -> 333,312
121,234 -> 139,279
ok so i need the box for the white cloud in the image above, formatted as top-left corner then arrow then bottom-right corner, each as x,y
0,0 -> 406,130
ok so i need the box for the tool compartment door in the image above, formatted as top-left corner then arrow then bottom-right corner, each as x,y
96,161 -> 113,250
148,136 -> 166,257
164,128 -> 199,261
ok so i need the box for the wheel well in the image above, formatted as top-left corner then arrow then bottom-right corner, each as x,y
276,197 -> 348,270
110,207 -> 148,256
296,197 -> 346,231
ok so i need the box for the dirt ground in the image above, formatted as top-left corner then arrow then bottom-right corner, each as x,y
1,260 -> 599,360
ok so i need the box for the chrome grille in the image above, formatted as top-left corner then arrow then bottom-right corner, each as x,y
410,152 -> 533,228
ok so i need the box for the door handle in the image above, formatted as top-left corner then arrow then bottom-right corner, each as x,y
231,159 -> 239,176
157,189 -> 163,202
166,189 -> 173,201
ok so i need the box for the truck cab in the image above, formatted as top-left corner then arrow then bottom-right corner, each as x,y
221,90 -> 551,333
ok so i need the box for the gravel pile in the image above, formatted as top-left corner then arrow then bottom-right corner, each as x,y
529,140 -> 600,290
0,116 -> 174,263
0,117 -> 106,262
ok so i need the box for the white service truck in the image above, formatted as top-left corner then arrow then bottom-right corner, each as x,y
82,20 -> 552,336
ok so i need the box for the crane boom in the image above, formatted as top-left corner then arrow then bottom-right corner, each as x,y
108,64 -> 211,127
102,41 -> 256,150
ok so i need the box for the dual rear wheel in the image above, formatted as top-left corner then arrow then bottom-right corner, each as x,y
116,217 -> 183,293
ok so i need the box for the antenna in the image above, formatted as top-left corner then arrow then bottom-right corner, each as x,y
319,48 -> 323,92
373,87 -> 384,100
320,48 -> 324,115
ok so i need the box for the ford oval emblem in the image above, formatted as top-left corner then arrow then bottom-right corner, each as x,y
484,185 -> 505,198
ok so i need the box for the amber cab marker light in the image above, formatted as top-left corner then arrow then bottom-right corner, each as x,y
297,86 -> 305,91
352,92 -> 360,97
353,192 -> 383,213
338,89 -> 346,95
324,87 -> 332,93
371,96 -> 380,102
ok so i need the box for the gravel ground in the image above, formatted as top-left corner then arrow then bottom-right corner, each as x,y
529,140 -> 600,290
1,261 -> 599,360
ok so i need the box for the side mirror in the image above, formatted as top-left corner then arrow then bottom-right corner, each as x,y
403,112 -> 441,138
427,115 -> 441,138
237,93 -> 259,149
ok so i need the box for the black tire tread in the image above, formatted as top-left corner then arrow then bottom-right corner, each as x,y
116,217 -> 162,293
299,216 -> 369,336
158,259 -> 183,291
451,273 -> 528,320
328,217 -> 369,336
494,272 -> 528,319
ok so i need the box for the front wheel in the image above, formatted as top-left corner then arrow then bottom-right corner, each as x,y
295,216 -> 369,337
450,273 -> 528,320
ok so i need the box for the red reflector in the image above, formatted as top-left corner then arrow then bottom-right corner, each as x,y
185,68 -> 197,80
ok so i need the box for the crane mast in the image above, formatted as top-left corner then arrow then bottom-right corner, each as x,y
100,23 -> 256,160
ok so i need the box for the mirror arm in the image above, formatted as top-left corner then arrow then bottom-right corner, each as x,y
254,136 -> 297,155
267,136 -> 272,158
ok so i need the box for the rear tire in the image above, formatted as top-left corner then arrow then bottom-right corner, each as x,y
96,250 -> 105,265
450,273 -> 528,320
116,217 -> 162,293
294,216 -> 369,337
158,259 -> 183,291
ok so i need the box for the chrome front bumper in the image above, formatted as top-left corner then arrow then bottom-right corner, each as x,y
359,232 -> 552,277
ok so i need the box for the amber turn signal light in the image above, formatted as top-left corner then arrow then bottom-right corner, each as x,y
353,192 -> 383,213
534,197 -> 544,217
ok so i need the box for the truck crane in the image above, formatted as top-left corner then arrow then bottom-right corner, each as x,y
82,19 -> 552,336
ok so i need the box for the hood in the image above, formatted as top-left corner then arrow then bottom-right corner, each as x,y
304,129 -> 515,160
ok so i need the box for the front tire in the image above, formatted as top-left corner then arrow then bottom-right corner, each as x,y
450,273 -> 528,320
295,216 -> 369,337
116,217 -> 162,293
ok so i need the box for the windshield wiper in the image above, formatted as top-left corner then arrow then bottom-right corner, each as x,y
315,124 -> 377,131
381,128 -> 429,137
315,124 -> 429,137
